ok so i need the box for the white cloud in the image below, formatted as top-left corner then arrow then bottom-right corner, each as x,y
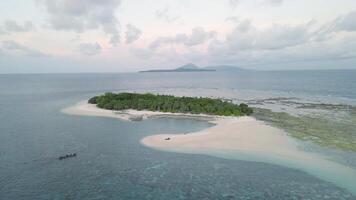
228,0 -> 283,8
4,20 -> 35,32
149,27 -> 216,49
78,42 -> 102,56
210,20 -> 311,54
125,24 -> 142,44
332,10 -> 356,32
2,41 -> 50,57
267,0 -> 283,6
37,0 -> 121,46
0,20 -> 35,34
228,0 -> 240,8
0,27 -> 6,35
225,16 -> 240,23
206,17 -> 356,68
155,7 -> 180,23
308,10 -> 356,42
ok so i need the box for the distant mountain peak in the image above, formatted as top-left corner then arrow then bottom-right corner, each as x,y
177,63 -> 199,70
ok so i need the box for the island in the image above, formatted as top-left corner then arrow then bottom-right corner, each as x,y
88,92 -> 253,116
61,94 -> 356,194
139,63 -> 216,73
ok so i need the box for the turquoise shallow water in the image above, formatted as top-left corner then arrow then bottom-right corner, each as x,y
0,72 -> 356,199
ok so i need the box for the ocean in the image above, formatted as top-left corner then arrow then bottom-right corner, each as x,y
0,70 -> 356,199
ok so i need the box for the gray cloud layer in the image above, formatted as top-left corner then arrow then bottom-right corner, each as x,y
78,42 -> 102,56
125,24 -> 142,44
37,0 -> 121,46
140,10 -> 356,69
212,19 -> 312,52
331,10 -> 356,32
208,13 -> 356,67
229,0 -> 283,8
2,41 -> 49,57
5,20 -> 35,32
0,20 -> 35,34
268,0 -> 283,6
149,27 -> 216,49
155,7 -> 180,23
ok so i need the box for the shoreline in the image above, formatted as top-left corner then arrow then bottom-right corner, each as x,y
62,101 -> 219,122
62,101 -> 356,195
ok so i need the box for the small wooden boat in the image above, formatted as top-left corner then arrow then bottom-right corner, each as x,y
58,153 -> 77,160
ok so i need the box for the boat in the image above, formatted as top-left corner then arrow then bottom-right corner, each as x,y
58,153 -> 77,160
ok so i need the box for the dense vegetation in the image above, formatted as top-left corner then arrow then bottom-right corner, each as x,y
88,92 -> 253,116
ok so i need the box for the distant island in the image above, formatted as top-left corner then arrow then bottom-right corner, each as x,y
139,63 -> 216,73
88,92 -> 253,116
139,63 -> 248,73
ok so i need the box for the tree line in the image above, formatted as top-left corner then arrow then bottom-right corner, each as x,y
88,92 -> 253,116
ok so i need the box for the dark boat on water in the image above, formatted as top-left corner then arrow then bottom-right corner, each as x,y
58,153 -> 77,160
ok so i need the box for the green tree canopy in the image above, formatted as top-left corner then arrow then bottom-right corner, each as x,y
88,93 -> 253,116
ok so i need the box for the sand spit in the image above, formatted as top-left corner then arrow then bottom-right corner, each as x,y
141,117 -> 356,195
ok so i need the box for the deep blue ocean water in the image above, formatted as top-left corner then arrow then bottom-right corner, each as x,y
0,70 -> 356,199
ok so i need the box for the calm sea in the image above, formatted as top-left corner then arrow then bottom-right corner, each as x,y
0,70 -> 356,199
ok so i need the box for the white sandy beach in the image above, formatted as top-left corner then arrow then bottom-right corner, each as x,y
141,117 -> 304,158
63,101 -> 356,194
62,101 -> 217,121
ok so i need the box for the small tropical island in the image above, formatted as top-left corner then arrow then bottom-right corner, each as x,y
61,93 -> 356,194
88,92 -> 253,116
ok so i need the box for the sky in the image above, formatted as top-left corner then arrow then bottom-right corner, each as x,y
0,0 -> 356,73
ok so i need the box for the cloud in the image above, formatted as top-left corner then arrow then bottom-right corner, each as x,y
267,0 -> 283,6
255,24 -> 311,50
308,10 -> 356,42
229,0 -> 239,8
228,0 -> 283,8
206,17 -> 356,68
332,10 -> 356,32
37,0 -> 121,46
130,48 -> 153,59
125,24 -> 142,44
225,16 -> 240,23
131,10 -> 356,70
2,41 -> 50,57
4,20 -> 35,33
0,27 -> 6,35
78,42 -> 102,56
249,36 -> 356,68
0,20 -> 35,34
210,19 -> 311,54
155,7 -> 180,23
149,27 -> 216,49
